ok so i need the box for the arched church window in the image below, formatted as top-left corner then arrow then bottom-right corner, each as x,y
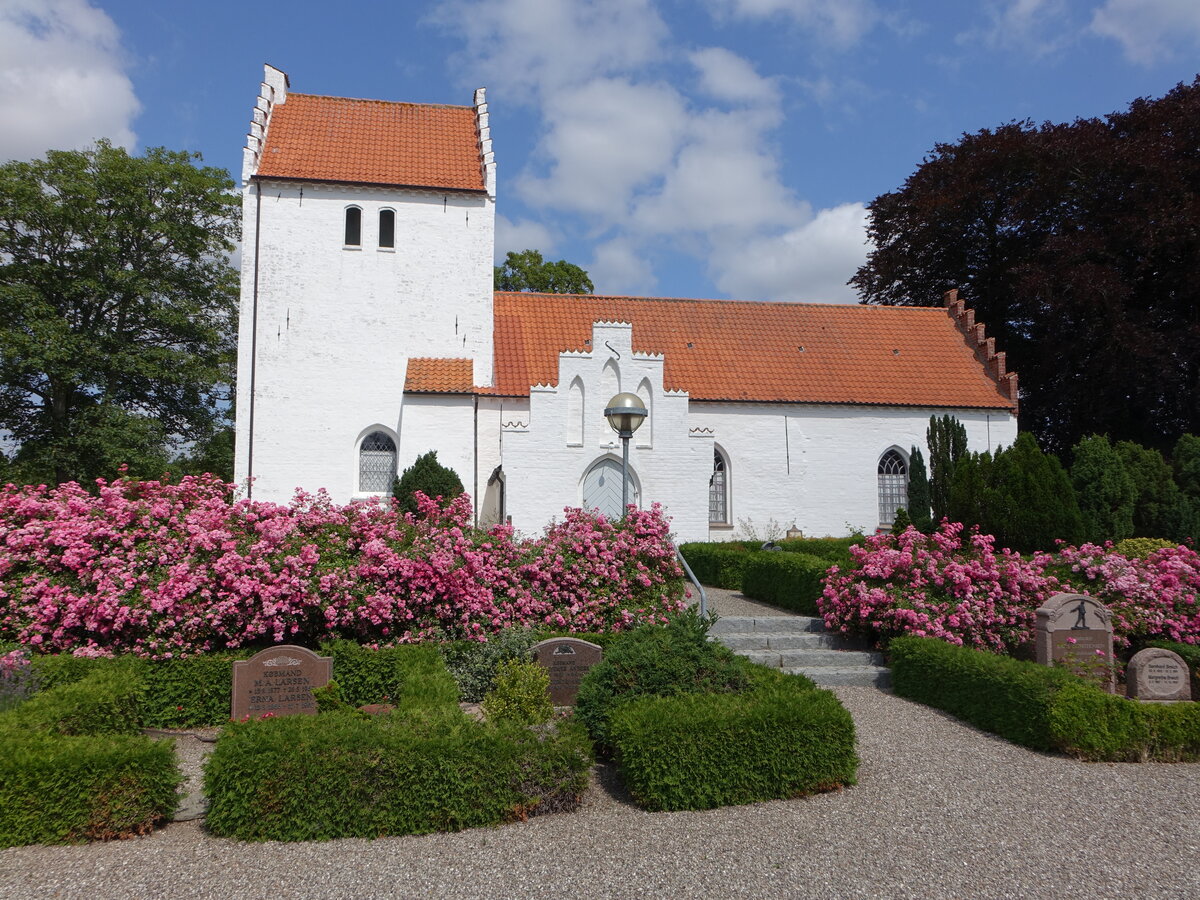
358,431 -> 396,493
877,448 -> 908,528
344,206 -> 362,247
378,209 -> 395,249
709,448 -> 729,524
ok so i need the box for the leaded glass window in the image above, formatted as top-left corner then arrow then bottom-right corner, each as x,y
709,449 -> 728,524
359,431 -> 396,493
877,448 -> 908,527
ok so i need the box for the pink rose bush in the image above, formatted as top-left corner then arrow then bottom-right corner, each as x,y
0,475 -> 685,658
821,522 -> 1200,653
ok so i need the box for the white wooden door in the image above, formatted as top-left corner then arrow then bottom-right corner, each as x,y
582,459 -> 638,521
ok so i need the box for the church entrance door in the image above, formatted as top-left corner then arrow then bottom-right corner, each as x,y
582,458 -> 639,521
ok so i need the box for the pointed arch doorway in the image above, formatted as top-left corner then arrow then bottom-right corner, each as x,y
582,457 -> 639,521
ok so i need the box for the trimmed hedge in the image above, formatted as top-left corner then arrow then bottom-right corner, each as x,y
890,636 -> 1200,761
0,731 -> 181,846
203,711 -> 593,841
7,665 -> 145,736
320,641 -> 459,711
740,551 -> 829,615
678,543 -> 752,589
608,679 -> 857,811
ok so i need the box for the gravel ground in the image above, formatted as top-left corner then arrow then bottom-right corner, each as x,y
3,591 -> 1197,899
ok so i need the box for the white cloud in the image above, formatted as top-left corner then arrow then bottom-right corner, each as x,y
588,237 -> 657,296
0,0 -> 139,161
431,0 -> 668,100
710,202 -> 869,303
689,47 -> 780,106
957,0 -> 1073,57
494,214 -> 557,261
703,0 -> 880,48
1090,0 -> 1200,65
517,78 -> 689,218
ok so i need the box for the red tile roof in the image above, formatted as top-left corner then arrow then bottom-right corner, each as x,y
405,358 -> 475,394
490,293 -> 1017,410
256,93 -> 485,191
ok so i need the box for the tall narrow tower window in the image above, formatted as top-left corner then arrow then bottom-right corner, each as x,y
344,206 -> 362,247
379,209 -> 395,249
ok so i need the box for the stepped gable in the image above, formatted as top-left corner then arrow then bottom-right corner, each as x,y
941,289 -> 1020,412
490,292 -> 1018,410
255,92 -> 486,191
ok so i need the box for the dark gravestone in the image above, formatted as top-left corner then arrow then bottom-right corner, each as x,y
231,645 -> 332,720
1127,648 -> 1191,702
530,638 -> 603,706
1035,593 -> 1115,692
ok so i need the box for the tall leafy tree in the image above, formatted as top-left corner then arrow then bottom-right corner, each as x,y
0,141 -> 239,485
494,249 -> 594,294
852,78 -> 1200,454
1070,435 -> 1135,544
1115,441 -> 1192,541
927,414 -> 968,523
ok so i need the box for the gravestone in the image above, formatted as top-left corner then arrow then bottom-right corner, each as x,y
1126,648 -> 1192,702
231,645 -> 332,720
1035,593 -> 1115,692
530,637 -> 603,705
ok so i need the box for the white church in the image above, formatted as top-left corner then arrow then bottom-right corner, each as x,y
234,66 -> 1019,542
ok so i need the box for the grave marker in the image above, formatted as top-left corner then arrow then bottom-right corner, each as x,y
530,637 -> 603,705
231,645 -> 332,720
1035,593 -> 1115,691
1126,648 -> 1191,702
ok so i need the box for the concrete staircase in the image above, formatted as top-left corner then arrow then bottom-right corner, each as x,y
710,615 -> 891,688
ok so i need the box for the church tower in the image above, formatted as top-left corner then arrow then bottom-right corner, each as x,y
234,65 -> 496,502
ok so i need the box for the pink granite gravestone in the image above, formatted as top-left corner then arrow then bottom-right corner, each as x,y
1126,648 -> 1191,702
530,638 -> 603,705
1035,593 -> 1115,692
231,645 -> 332,720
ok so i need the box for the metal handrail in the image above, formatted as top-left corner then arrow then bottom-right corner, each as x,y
674,545 -> 707,618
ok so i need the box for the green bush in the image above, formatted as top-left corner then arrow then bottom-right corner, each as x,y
393,450 -> 464,517
440,628 -> 544,702
574,613 -> 748,748
608,679 -> 857,811
5,666 -> 145,736
677,543 -> 751,589
482,659 -> 553,726
891,635 -> 1200,761
1114,537 -> 1179,559
0,730 -> 181,846
320,641 -> 459,711
203,711 -> 592,841
1071,435 -> 1136,544
889,636 -> 1072,751
740,551 -> 829,615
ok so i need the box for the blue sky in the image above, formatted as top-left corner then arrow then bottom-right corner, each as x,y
2,0 -> 1199,303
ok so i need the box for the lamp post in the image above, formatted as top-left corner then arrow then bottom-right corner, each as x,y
604,392 -> 647,517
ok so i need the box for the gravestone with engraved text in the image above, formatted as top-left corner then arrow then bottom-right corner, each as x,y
530,637 -> 603,705
1127,647 -> 1191,702
231,645 -> 332,720
1035,593 -> 1115,692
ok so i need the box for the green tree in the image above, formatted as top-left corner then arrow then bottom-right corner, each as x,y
494,249 -> 594,294
852,77 -> 1200,454
907,446 -> 932,532
1172,433 -> 1200,542
1116,441 -> 1192,540
927,415 -> 968,523
1070,435 -> 1135,544
947,448 -> 996,532
170,426 -> 235,482
0,141 -> 239,485
393,450 -> 465,517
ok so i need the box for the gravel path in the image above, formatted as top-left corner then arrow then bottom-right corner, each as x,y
3,592 -> 1197,899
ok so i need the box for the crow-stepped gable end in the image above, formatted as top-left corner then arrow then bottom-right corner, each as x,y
234,65 -> 1018,538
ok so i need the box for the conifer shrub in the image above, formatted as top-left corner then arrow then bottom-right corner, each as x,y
607,679 -> 857,811
1117,440 -> 1193,541
574,612 -> 749,748
740,551 -> 829,614
0,730 -> 181,846
907,446 -> 933,532
393,450 -> 465,517
202,710 -> 592,841
1071,435 -> 1136,544
482,659 -> 553,726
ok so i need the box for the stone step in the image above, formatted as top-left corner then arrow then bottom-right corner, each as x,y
785,666 -> 893,689
708,615 -> 825,635
741,648 -> 886,669
715,632 -> 843,652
